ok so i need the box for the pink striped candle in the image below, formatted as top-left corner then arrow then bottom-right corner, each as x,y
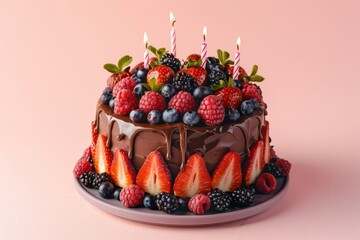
201,26 -> 207,68
233,37 -> 241,80
170,12 -> 176,57
143,32 -> 149,68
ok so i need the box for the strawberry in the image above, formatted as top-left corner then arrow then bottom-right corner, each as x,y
173,153 -> 211,198
262,121 -> 271,165
136,151 -> 172,195
110,149 -> 136,188
215,86 -> 242,109
91,121 -> 98,159
104,55 -> 133,88
93,134 -> 112,174
244,141 -> 265,186
226,65 -> 247,79
211,152 -> 242,192
186,54 -> 201,61
147,65 -> 174,85
178,58 -> 207,85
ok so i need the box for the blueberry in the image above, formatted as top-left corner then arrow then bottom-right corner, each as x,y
177,198 -> 189,211
133,84 -> 148,98
143,195 -> 157,210
161,84 -> 177,99
98,182 -> 114,199
183,111 -> 200,126
136,68 -> 149,81
233,80 -> 243,90
207,64 -> 226,73
249,98 -> 259,109
132,74 -> 144,84
109,97 -> 115,109
205,57 -> 220,66
162,109 -> 180,123
129,109 -> 146,123
240,100 -> 255,115
101,87 -> 113,104
226,108 -> 241,122
147,110 -> 162,124
113,188 -> 121,200
193,86 -> 213,103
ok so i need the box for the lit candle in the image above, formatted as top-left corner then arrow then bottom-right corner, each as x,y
201,26 -> 207,68
143,32 -> 149,68
170,12 -> 176,57
233,37 -> 241,80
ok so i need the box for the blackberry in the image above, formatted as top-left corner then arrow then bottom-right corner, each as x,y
161,53 -> 181,73
155,192 -> 178,214
263,163 -> 281,177
92,172 -> 112,189
79,171 -> 96,188
207,70 -> 227,86
231,187 -> 255,207
87,156 -> 94,168
208,189 -> 233,212
172,72 -> 198,93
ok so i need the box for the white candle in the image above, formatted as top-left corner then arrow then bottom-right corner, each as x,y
143,32 -> 149,68
233,37 -> 241,80
170,12 -> 176,57
201,26 -> 207,68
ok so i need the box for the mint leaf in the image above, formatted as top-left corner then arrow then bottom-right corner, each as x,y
217,49 -> 223,63
118,55 -> 133,72
142,83 -> 151,91
148,45 -> 157,55
104,63 -> 120,73
223,51 -> 230,61
150,61 -> 156,68
251,65 -> 258,76
225,60 -> 234,65
228,78 -> 234,86
124,66 -> 131,72
250,75 -> 265,82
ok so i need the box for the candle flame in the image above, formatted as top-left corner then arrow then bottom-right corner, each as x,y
237,37 -> 241,51
143,32 -> 148,48
203,26 -> 207,41
170,12 -> 176,26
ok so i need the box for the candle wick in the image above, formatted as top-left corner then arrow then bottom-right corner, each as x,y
145,43 -> 148,49
237,45 -> 239,51
203,35 -> 206,42
172,20 -> 176,27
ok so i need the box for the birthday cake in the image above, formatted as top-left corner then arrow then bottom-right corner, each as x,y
73,47 -> 291,215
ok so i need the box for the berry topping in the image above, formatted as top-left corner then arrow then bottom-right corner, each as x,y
255,173 -> 277,194
101,87 -> 113,104
162,108 -> 180,123
93,135 -> 112,174
231,187 -> 255,207
109,97 -> 115,109
173,153 -> 211,198
193,86 -> 213,104
168,91 -> 196,115
73,158 -> 93,178
186,54 -> 201,61
225,108 -> 241,122
147,110 -> 162,124
242,83 -> 262,103
92,172 -> 112,189
147,66 -> 175,85
197,95 -> 225,126
273,159 -> 292,176
249,98 -> 260,109
114,89 -> 139,116
172,72 -> 198,93
188,194 -> 211,215
112,77 -> 136,96
245,141 -> 265,186
133,83 -> 148,98
183,111 -> 200,126
160,53 -> 181,73
136,151 -> 172,195
263,163 -> 281,177
208,189 -> 233,212
129,109 -> 146,123
177,198 -> 189,211
240,100 -> 255,115
113,188 -> 121,200
215,86 -> 242,109
98,182 -> 114,199
143,195 -> 157,210
139,91 -> 166,114
120,185 -> 145,208
104,55 -> 133,88
110,149 -> 136,188
132,67 -> 148,84
83,146 -> 92,160
211,152 -> 242,192
233,80 -> 243,89
178,59 -> 207,85
155,192 -> 178,214
161,83 -> 177,100
207,70 -> 226,87
79,171 -> 97,188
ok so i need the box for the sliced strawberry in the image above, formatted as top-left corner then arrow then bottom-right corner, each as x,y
244,141 -> 264,186
211,152 -> 242,192
262,121 -> 271,164
173,153 -> 211,198
136,151 -> 172,195
91,121 -> 98,159
93,134 -> 112,174
110,149 -> 136,188
146,65 -> 174,85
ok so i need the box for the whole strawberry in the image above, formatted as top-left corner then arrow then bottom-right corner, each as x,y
178,59 -> 207,86
226,65 -> 247,79
197,95 -> 225,126
215,86 -> 242,109
168,91 -> 196,115
186,54 -> 201,61
139,91 -> 166,114
104,55 -> 133,88
147,66 -> 174,85
242,83 -> 262,103
112,77 -> 136,96
114,89 -> 138,116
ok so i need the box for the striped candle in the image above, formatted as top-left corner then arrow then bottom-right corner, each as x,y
143,32 -> 149,68
170,12 -> 176,57
233,37 -> 241,80
201,26 -> 207,68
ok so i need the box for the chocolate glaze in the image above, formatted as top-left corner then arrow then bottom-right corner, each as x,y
95,100 -> 265,178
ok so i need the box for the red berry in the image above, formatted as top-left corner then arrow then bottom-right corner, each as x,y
147,66 -> 174,85
120,185 -> 145,208
112,77 -> 136,96
270,147 -> 276,159
197,95 -> 225,126
83,146 -> 91,159
114,89 -> 138,116
186,54 -> 201,61
256,173 -> 277,194
168,91 -> 196,115
242,83 -> 262,102
107,72 -> 131,89
274,159 -> 292,176
188,194 -> 211,215
215,86 -> 242,109
73,158 -> 92,178
139,91 -> 166,114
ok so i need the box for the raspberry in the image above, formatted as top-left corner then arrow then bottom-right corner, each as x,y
197,95 -> 225,126
168,91 -> 196,115
270,146 -> 276,159
215,86 -> 242,109
114,89 -> 138,116
274,159 -> 292,176
112,77 -> 136,96
256,173 -> 277,194
73,158 -> 92,178
120,185 -> 145,208
188,194 -> 211,215
107,72 -> 131,89
242,83 -> 262,102
139,91 -> 166,114
83,146 -> 91,159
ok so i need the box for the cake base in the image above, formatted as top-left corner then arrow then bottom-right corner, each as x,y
74,175 -> 289,226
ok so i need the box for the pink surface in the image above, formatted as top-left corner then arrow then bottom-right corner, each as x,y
0,0 -> 359,239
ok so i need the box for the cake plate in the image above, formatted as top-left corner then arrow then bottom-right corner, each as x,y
74,176 -> 289,227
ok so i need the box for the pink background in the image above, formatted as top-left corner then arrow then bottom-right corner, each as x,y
1,0 -> 360,239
